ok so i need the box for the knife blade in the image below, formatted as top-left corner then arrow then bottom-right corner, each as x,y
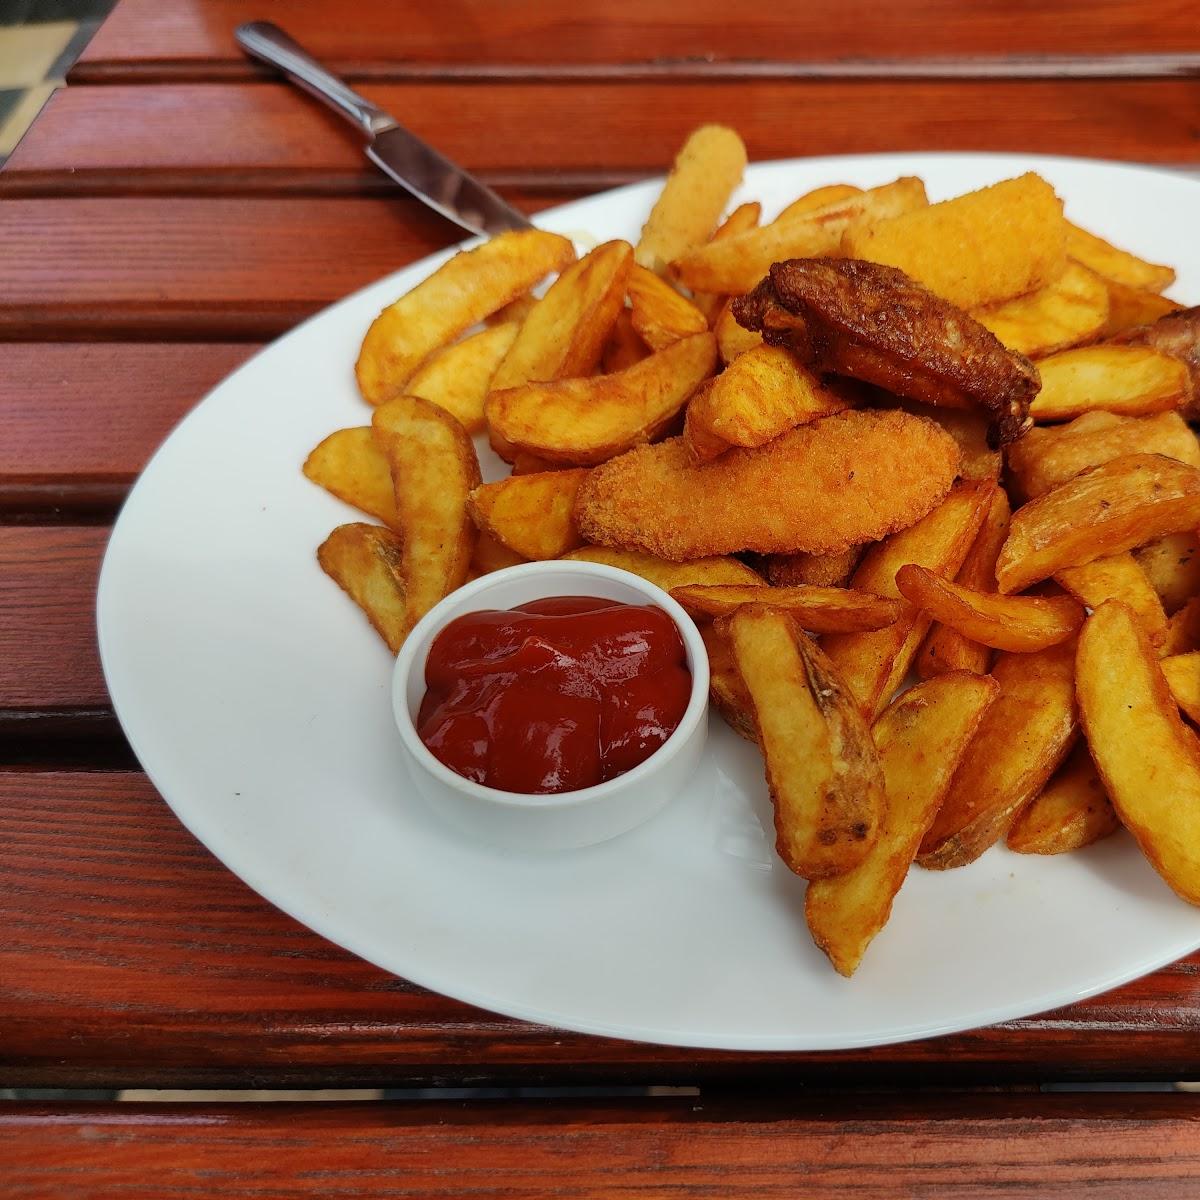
235,21 -> 533,239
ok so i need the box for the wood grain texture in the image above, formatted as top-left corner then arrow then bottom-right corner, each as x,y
5,1095 -> 1200,1197
7,79 -> 1200,200
3,769 -> 1200,1088
0,344 -> 257,514
73,0 -> 1200,81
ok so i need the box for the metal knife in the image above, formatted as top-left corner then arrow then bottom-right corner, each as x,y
234,21 -> 534,238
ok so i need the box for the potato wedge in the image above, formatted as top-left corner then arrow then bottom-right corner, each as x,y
682,345 -> 850,463
486,332 -> 717,466
806,672 -> 999,975
317,523 -> 408,653
1164,597 -> 1200,656
714,297 -> 764,363
1134,531 -> 1200,615
845,173 -> 1065,310
1054,553 -> 1168,648
601,308 -> 651,373
1065,220 -> 1175,294
485,292 -> 537,327
699,620 -> 756,742
627,264 -> 708,350
692,202 -> 762,323
897,563 -> 1083,651
765,547 -> 864,589
775,183 -> 863,224
726,605 -> 883,879
1096,278 -> 1183,339
823,480 -> 994,717
917,487 -> 1010,678
372,395 -> 481,637
490,240 -> 632,391
669,583 -> 903,632
468,469 -> 588,561
1160,652 -> 1200,724
406,321 -> 519,435
356,229 -> 574,404
973,261 -> 1109,358
304,427 -> 400,530
470,530 -> 527,577
1007,410 -> 1200,501
1006,742 -> 1119,855
918,639 -> 1079,869
995,453 -> 1200,594
1077,600 -> 1200,904
635,124 -> 747,275
1030,345 -> 1189,422
672,177 -> 928,295
561,545 -> 764,590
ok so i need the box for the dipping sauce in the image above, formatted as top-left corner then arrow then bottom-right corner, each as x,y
418,596 -> 692,794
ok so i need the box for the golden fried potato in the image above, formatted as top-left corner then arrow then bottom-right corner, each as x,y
806,672 -> 999,975
897,563 -> 1084,652
765,546 -> 864,589
627,263 -> 708,350
487,332 -> 716,466
845,173 -> 1065,309
1054,553 -> 1168,648
699,620 -> 757,742
407,321 -> 519,435
600,308 -> 650,373
485,292 -> 538,326
682,345 -> 850,464
1164,596 -> 1200,657
372,395 -> 481,638
1160,652 -> 1200,724
490,240 -> 632,391
823,480 -> 994,717
470,530 -> 527,577
1006,742 -> 1119,855
1077,600 -> 1200,904
317,523 -> 408,653
918,639 -> 1079,869
692,202 -> 762,323
1065,220 -> 1175,293
973,260 -> 1109,358
1007,411 -> 1200,501
917,487 -> 1010,679
1030,345 -> 1189,422
304,427 -> 400,530
468,469 -> 588,561
714,297 -> 764,363
775,183 -> 863,224
669,583 -> 903,632
357,229 -> 574,404
672,177 -> 928,295
726,605 -> 884,879
1134,531 -> 1200,615
561,545 -> 763,589
995,453 -> 1200,594
635,124 -> 747,274
1095,278 -> 1183,339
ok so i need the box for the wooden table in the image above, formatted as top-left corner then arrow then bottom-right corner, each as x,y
3,1 -> 1200,1193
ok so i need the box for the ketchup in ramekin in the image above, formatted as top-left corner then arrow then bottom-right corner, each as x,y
417,596 -> 692,795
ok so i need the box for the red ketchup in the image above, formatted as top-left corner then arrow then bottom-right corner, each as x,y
418,596 -> 692,795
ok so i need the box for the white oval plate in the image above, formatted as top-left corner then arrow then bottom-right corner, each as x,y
98,153 -> 1200,1051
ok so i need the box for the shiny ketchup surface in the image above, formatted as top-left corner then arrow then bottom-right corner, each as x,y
418,596 -> 692,795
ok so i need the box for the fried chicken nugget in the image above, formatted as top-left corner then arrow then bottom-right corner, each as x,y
734,258 -> 1040,448
574,408 -> 960,561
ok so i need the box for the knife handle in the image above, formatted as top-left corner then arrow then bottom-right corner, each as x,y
235,21 -> 396,139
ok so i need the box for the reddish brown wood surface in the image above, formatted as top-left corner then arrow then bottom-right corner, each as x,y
72,0 -> 1200,82
5,1095 -> 1200,1198
8,80 -> 1200,200
3,768 -> 1200,1088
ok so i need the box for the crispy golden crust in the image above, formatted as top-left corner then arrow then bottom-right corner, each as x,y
733,258 -> 1040,448
574,408 -> 959,561
1110,305 -> 1200,418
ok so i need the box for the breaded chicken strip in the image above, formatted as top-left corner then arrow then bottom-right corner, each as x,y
1110,305 -> 1200,419
574,408 -> 959,561
733,258 -> 1040,448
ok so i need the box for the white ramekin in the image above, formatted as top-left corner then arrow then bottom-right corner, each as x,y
392,560 -> 710,850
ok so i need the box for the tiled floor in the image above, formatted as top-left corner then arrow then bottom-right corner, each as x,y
0,0 -> 114,161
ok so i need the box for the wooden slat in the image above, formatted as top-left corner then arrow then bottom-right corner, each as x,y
3,769 -> 1200,1088
0,344 -> 257,514
4,1095 -> 1200,1197
7,79 -> 1200,200
73,0 -> 1200,82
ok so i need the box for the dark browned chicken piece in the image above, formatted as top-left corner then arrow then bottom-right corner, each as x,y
1109,306 -> 1200,419
733,258 -> 1040,448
